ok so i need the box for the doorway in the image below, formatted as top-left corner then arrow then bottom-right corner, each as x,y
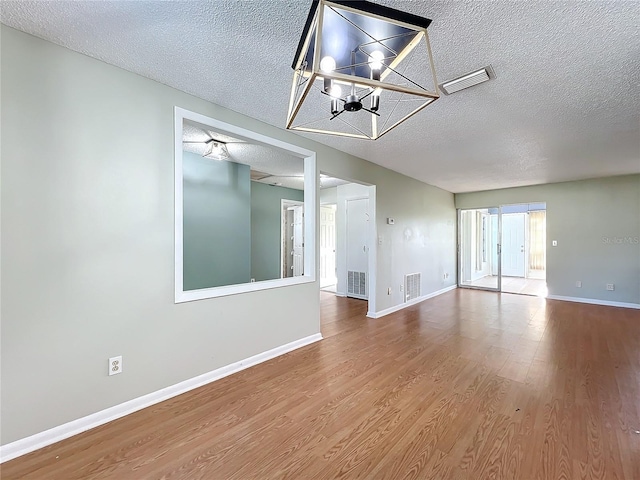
458,203 -> 547,296
459,208 -> 500,291
345,197 -> 369,300
319,173 -> 377,314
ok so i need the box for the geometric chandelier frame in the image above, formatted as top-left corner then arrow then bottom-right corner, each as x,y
286,0 -> 439,140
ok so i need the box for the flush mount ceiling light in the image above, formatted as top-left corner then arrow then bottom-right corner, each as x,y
183,129 -> 240,161
439,66 -> 495,95
203,140 -> 230,160
286,0 -> 439,140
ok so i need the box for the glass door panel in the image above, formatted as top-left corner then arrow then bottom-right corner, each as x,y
458,208 -> 501,291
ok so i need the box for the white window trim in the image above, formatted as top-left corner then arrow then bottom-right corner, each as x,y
174,107 -> 317,303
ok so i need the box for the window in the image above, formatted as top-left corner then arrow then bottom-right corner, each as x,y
174,107 -> 316,303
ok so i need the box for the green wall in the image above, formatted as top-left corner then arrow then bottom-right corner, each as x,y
455,175 -> 640,306
1,25 -> 455,445
251,182 -> 304,282
183,152 -> 251,290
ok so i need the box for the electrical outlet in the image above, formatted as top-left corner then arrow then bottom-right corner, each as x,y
109,356 -> 122,376
400,284 -> 404,292
576,281 -> 582,288
606,283 -> 615,291
387,287 -> 391,295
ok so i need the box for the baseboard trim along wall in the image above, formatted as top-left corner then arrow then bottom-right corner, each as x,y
367,285 -> 457,319
546,295 -> 640,310
0,333 -> 323,463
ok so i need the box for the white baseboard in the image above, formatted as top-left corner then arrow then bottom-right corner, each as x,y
0,333 -> 323,464
546,295 -> 640,309
367,285 -> 457,319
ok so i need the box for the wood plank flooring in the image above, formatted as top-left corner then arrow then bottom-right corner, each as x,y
2,289 -> 639,479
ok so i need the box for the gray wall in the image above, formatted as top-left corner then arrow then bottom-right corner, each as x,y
1,26 -> 456,444
456,175 -> 640,305
250,182 -> 303,282
183,152 -> 251,290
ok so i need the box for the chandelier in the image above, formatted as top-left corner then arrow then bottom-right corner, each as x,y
286,0 -> 439,140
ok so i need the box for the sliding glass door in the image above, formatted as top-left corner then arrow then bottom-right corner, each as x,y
458,208 -> 501,291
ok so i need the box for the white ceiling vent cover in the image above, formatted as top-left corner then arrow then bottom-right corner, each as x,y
440,66 -> 494,95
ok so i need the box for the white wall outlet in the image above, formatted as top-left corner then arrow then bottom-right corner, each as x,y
400,284 -> 404,292
109,356 -> 122,376
606,283 -> 615,291
552,240 -> 558,247
576,281 -> 582,288
387,287 -> 391,295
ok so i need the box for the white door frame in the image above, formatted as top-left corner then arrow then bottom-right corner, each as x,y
320,173 -> 377,316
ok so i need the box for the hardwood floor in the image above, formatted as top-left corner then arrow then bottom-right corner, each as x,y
2,289 -> 639,479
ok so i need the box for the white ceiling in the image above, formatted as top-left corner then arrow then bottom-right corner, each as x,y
2,1 -> 638,193
183,120 -> 349,191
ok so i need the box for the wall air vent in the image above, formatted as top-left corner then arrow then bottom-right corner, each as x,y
439,66 -> 495,95
348,271 -> 367,298
405,273 -> 421,302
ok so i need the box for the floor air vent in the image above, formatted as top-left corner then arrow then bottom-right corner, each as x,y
347,271 -> 366,297
405,273 -> 421,302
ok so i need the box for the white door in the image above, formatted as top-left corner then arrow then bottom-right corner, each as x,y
292,205 -> 304,276
346,198 -> 368,299
320,205 -> 336,288
501,213 -> 526,277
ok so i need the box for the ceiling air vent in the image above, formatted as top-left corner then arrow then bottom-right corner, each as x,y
439,65 -> 495,95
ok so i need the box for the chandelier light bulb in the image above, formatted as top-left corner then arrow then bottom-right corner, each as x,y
329,85 -> 342,115
320,56 -> 336,72
370,50 -> 385,71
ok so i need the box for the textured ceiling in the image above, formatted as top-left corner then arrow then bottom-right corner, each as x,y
2,0 -> 639,193
182,120 -> 349,191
